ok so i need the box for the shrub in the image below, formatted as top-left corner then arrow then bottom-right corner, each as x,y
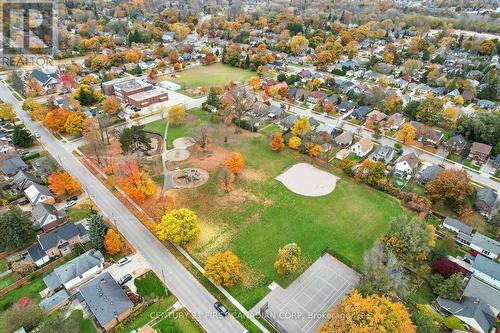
442,315 -> 466,330
431,259 -> 465,278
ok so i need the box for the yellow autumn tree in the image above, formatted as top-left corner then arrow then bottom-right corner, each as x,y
288,136 -> 302,150
64,112 -> 86,134
395,123 -> 416,143
225,152 -> 245,175
291,117 -> 311,137
168,105 -> 187,126
318,291 -> 416,333
271,132 -> 284,152
307,144 -> 322,157
204,251 -> 241,287
274,243 -> 301,275
103,229 -> 123,255
156,208 -> 200,245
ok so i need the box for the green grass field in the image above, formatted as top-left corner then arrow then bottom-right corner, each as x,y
153,309 -> 204,333
135,271 -> 167,298
0,276 -> 45,311
169,118 -> 404,308
63,310 -> 96,333
165,63 -> 254,89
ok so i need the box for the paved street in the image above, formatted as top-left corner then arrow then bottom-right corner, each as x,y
269,99 -> 500,192
0,80 -> 247,333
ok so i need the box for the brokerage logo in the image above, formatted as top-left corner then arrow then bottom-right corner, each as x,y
1,0 -> 56,67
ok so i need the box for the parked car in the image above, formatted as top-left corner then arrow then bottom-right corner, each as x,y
118,273 -> 132,285
117,257 -> 131,266
214,301 -> 228,316
20,150 -> 30,156
33,132 -> 41,139
65,199 -> 77,208
67,195 -> 78,202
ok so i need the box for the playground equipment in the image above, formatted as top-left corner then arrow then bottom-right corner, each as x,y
177,168 -> 202,185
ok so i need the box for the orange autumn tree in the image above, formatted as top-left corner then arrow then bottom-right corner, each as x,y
225,152 -> 245,175
48,171 -> 82,196
271,132 -> 285,151
117,161 -> 156,203
44,108 -> 70,132
103,229 -> 123,255
318,291 -> 416,333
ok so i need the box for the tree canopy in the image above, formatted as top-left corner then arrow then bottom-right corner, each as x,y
0,206 -> 36,251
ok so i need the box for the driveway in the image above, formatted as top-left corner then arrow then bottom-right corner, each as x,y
104,253 -> 151,293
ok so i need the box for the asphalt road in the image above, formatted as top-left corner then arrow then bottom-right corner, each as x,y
0,80 -> 247,333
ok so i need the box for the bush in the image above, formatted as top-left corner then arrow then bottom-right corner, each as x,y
442,315 -> 465,330
21,152 -> 40,161
411,309 -> 440,333
431,259 -> 465,278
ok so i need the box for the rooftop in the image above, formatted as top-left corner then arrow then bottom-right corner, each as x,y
128,87 -> 168,102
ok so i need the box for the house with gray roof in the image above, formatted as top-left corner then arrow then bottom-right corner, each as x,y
333,131 -> 354,148
470,233 -> 500,260
445,134 -> 468,154
11,170 -> 39,192
32,202 -> 66,231
463,275 -> 500,314
442,217 -> 473,236
28,223 -> 88,266
436,296 -> 496,333
79,272 -> 134,331
24,183 -> 54,206
1,156 -> 28,176
43,250 -> 104,292
351,106 -> 372,119
279,115 -> 299,130
370,145 -> 395,164
39,289 -> 70,313
383,113 -> 406,131
30,69 -> 59,90
475,188 -> 497,219
418,165 -> 443,185
471,255 -> 500,289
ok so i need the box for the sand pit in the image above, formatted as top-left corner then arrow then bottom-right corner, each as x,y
173,137 -> 195,149
276,163 -> 339,197
165,149 -> 190,161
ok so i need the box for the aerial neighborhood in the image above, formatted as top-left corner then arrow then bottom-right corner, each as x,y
0,0 -> 499,332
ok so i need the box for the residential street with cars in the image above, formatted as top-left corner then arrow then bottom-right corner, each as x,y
0,79 -> 248,333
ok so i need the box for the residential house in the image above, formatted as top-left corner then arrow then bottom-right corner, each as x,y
463,275 -> 500,314
306,91 -> 326,104
445,134 -> 468,155
315,123 -> 336,137
383,113 -> 406,131
43,250 -> 104,292
267,105 -> 285,119
32,202 -> 67,231
350,138 -> 374,158
371,145 -> 395,164
27,223 -> 88,266
335,149 -> 350,161
411,121 -> 444,146
79,272 -> 134,331
436,296 -> 496,333
475,188 -> 497,219
1,156 -> 29,176
351,106 -> 372,119
394,153 -> 419,178
30,69 -> 59,91
298,69 -> 312,80
418,165 -> 444,185
493,155 -> 500,174
279,115 -> 299,130
337,101 -> 355,113
469,233 -> 500,260
333,131 -> 354,148
11,170 -> 38,191
471,255 -> 500,289
477,99 -> 497,110
442,217 -> 474,236
24,183 -> 54,206
365,110 -> 386,125
468,142 -> 492,164
39,289 -> 70,313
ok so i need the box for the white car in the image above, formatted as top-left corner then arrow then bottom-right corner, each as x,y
64,199 -> 77,208
33,132 -> 41,139
117,257 -> 131,266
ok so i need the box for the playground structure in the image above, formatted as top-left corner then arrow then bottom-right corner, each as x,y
173,168 -> 209,189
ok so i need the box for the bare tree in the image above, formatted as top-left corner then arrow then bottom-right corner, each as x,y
219,86 -> 256,132
193,124 -> 211,149
219,167 -> 234,192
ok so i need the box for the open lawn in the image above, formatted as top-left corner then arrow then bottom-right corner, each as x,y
165,63 -> 254,89
166,114 -> 404,308
0,276 -> 45,311
144,108 -> 210,149
63,309 -> 96,333
0,272 -> 20,290
116,298 -> 176,333
154,309 -> 205,333
135,271 -> 167,298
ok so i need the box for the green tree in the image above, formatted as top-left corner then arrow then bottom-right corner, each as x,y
433,273 -> 464,301
74,84 -> 99,106
12,126 -> 34,147
119,125 -> 152,161
88,214 -> 109,250
383,215 -> 434,262
457,111 -> 500,147
416,96 -> 444,126
403,100 -> 421,120
2,303 -> 43,333
156,208 -> 200,245
207,87 -> 219,107
411,309 -> 440,333
274,243 -> 301,275
0,206 -> 36,251
131,64 -> 142,75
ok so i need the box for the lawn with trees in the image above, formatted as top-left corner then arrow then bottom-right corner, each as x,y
164,63 -> 254,89
163,111 -> 404,308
